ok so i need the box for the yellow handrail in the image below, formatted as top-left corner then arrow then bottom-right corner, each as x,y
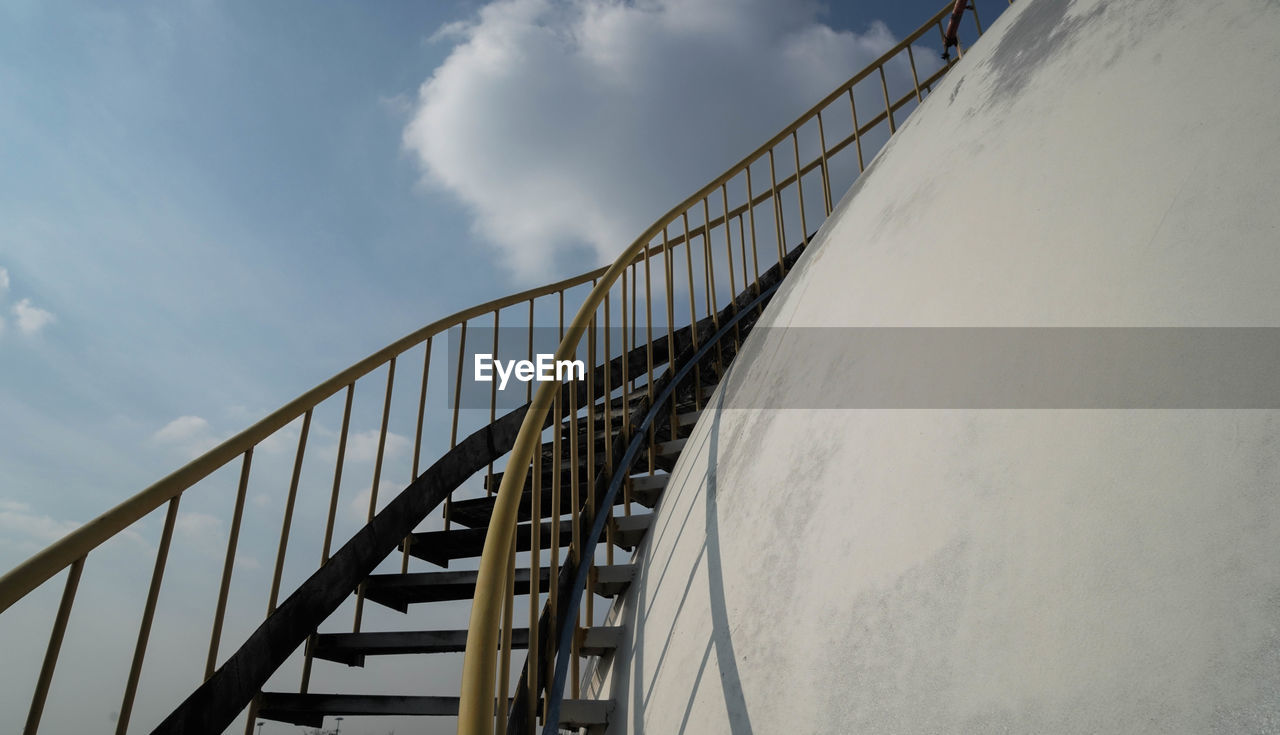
456,2 -> 997,731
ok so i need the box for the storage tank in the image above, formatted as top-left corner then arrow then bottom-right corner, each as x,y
596,0 -> 1280,731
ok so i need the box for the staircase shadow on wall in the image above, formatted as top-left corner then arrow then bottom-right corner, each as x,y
619,385 -> 755,734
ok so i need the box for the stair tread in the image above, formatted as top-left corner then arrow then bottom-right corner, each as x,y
258,692 -> 611,727
407,511 -> 654,567
676,410 -> 702,427
451,479 -> 661,528
311,625 -> 624,664
364,565 -> 634,611
655,437 -> 688,458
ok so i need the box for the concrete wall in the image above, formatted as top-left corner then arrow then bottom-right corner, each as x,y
597,0 -> 1280,732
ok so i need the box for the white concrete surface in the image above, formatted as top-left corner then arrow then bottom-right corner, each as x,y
597,0 -> 1280,732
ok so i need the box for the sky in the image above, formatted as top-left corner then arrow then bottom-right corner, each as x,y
0,0 -> 990,732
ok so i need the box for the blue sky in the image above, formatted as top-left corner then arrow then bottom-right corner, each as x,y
0,0 -> 977,731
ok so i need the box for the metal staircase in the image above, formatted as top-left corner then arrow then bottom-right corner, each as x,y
0,3 -> 1009,734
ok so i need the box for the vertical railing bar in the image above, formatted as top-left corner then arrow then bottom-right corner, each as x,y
446,322 -> 468,530
451,323 -> 467,449
572,304 -> 593,705
721,184 -> 740,334
630,265 -> 638,394
643,245 -> 656,478
527,300 -> 536,405
620,270 -> 631,515
354,357 -> 396,634
720,184 -> 738,309
402,335 -> 433,575
527,341 -> 541,730
596,282 -> 610,663
663,227 -> 679,445
792,130 -> 811,248
268,410 -> 312,614
487,310 -> 501,497
878,65 -> 897,133
847,88 -> 866,171
700,198 -> 718,331
767,149 -> 788,273
495,536 -> 515,735
550,302 -> 579,717
321,384 -> 354,564
602,286 -> 613,509
207,448 -> 254,680
816,112 -> 834,216
23,555 -> 85,735
116,495 -> 181,735
906,45 -> 925,102
745,165 -> 763,297
242,699 -> 261,735
971,1 -> 984,34
682,212 -> 703,407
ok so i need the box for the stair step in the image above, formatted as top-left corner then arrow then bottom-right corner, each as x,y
560,697 -> 613,728
655,437 -> 688,460
453,477 -> 661,529
629,473 -> 669,495
257,693 -> 466,726
610,512 -> 653,549
310,625 -> 624,666
363,567 -> 549,612
676,410 -> 702,428
482,457 -> 602,494
363,565 -> 634,612
404,514 -> 651,567
592,563 -> 636,597
258,693 -> 612,728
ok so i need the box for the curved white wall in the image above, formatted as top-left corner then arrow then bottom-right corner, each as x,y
599,0 -> 1280,732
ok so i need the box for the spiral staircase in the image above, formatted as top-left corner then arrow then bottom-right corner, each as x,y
0,3 -> 1010,734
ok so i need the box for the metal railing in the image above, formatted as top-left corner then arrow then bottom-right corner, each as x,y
1,270 -> 617,733
456,3 -> 1010,733
0,2 -> 1008,734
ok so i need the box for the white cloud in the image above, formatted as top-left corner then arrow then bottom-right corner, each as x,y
151,415 -> 221,458
343,429 -> 411,463
153,415 -> 210,444
347,481 -> 402,523
0,500 -> 80,544
11,298 -> 56,335
404,0 -> 913,279
235,553 -> 261,571
0,266 -> 9,292
174,510 -> 221,539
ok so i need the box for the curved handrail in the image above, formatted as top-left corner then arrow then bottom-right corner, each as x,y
458,2 -> 986,730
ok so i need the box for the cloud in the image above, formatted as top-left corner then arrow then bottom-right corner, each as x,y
0,267 -> 9,292
343,429 -> 411,463
175,510 -> 221,539
235,553 -> 261,571
0,499 -> 81,544
151,415 -> 221,458
11,298 -> 56,335
404,0 -> 910,279
347,481 -> 402,523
